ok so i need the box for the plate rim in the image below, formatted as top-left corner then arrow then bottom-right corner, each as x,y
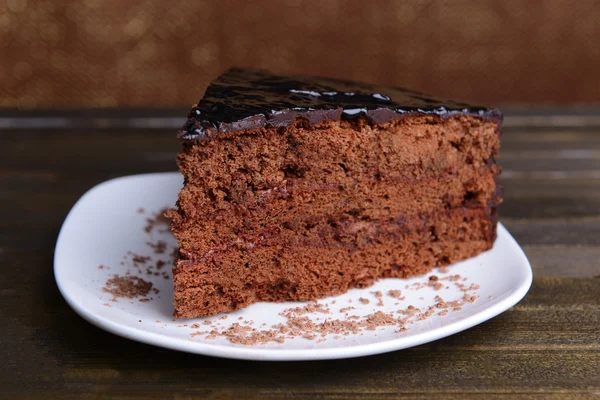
54,172 -> 533,361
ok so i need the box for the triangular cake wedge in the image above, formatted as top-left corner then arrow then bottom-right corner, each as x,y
169,68 -> 502,318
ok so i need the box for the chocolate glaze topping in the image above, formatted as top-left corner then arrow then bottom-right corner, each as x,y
179,68 -> 502,142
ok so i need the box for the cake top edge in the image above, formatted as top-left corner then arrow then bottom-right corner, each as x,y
178,67 -> 503,142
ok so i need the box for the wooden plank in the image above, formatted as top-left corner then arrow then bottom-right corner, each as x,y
501,218 -> 600,246
500,178 -> 600,196
500,194 -> 600,219
524,246 -> 600,277
499,128 -> 600,174
500,128 -> 600,146
0,129 -> 179,172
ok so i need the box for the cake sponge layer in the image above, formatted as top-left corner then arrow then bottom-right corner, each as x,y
173,207 -> 497,318
170,115 -> 501,318
171,116 -> 500,258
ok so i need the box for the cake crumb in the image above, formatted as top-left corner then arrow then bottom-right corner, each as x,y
128,252 -> 151,266
146,240 -> 168,254
103,275 -> 153,300
371,291 -> 384,306
280,303 -> 330,318
387,290 -> 402,299
144,207 -> 171,233
359,297 -> 370,305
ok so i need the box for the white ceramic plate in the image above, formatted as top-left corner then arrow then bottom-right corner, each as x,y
55,172 -> 532,361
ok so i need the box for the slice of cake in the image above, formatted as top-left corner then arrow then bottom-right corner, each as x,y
169,68 -> 502,318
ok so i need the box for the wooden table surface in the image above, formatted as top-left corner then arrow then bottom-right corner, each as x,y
1,109 -> 599,399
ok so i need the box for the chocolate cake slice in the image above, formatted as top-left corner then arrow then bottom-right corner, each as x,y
169,68 -> 502,318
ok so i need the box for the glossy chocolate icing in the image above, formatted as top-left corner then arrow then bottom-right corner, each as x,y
178,68 -> 502,142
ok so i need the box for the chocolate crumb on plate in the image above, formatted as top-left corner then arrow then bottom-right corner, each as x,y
146,240 -> 168,254
102,275 -> 153,301
144,207 -> 171,233
371,291 -> 384,306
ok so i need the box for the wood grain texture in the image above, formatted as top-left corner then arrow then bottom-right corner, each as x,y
0,109 -> 599,399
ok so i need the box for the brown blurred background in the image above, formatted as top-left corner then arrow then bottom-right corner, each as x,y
2,0 -> 599,109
